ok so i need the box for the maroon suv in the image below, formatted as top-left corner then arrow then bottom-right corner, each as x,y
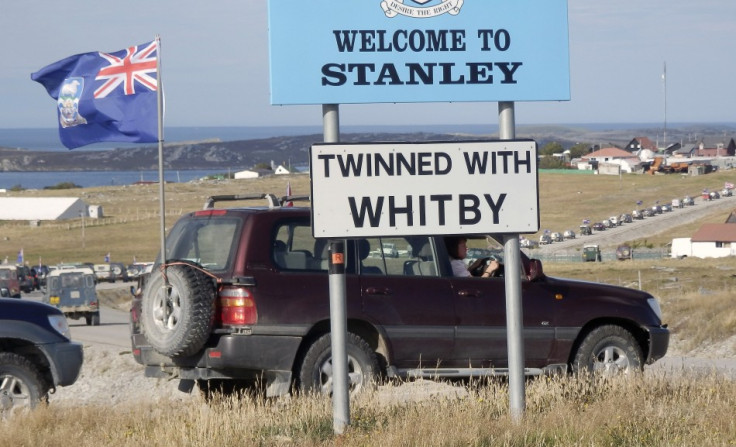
130,194 -> 669,396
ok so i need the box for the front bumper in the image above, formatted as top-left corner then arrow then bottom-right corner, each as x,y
45,341 -> 84,387
646,325 -> 670,364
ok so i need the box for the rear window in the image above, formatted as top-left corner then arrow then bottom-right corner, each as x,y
164,215 -> 242,271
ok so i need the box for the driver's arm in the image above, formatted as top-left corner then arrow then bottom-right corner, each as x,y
481,259 -> 500,278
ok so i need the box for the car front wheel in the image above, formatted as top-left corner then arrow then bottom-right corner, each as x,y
572,325 -> 643,376
298,333 -> 379,395
0,352 -> 48,415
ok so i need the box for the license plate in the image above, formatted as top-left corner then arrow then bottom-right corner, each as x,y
71,291 -> 80,299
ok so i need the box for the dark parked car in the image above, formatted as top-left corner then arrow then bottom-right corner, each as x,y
616,244 -> 634,261
130,194 -> 669,397
0,298 -> 83,414
592,222 -> 606,231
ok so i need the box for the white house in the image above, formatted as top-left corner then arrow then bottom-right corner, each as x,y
0,197 -> 89,221
671,224 -> 736,258
579,147 -> 642,173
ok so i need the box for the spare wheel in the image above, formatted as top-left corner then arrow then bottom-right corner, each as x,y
141,262 -> 216,358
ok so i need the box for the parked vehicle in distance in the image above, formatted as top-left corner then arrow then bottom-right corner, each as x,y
43,268 -> 100,326
562,229 -> 576,239
709,191 -> 720,200
592,222 -> 606,231
609,216 -> 619,226
632,209 -> 644,220
0,265 -> 21,298
539,233 -> 552,245
381,242 -> 399,258
109,262 -> 129,282
93,264 -> 113,283
620,213 -> 633,224
651,205 -> 662,214
550,232 -> 563,242
582,244 -> 602,262
661,204 -> 672,212
643,209 -> 654,217
682,196 -> 695,206
671,198 -> 682,209
579,224 -> 592,236
520,238 -> 539,249
129,193 -> 669,398
0,298 -> 83,414
601,219 -> 613,228
722,188 -> 733,197
616,244 -> 634,261
16,265 -> 35,293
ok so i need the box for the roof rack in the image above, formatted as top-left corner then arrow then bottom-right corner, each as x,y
202,193 -> 312,210
203,194 -> 280,210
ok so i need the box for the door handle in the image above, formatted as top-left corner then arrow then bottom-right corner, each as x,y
365,287 -> 391,296
457,289 -> 481,297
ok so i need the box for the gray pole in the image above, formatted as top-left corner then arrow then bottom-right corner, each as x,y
155,35 -> 166,267
323,104 -> 350,434
499,101 -> 526,421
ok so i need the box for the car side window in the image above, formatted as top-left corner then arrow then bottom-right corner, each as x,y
360,236 -> 437,277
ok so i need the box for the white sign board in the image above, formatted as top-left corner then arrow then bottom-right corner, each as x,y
310,140 -> 538,237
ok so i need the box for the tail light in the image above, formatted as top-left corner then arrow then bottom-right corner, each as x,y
219,286 -> 257,326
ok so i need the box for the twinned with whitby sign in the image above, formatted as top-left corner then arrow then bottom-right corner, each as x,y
310,140 -> 539,237
268,0 -> 570,104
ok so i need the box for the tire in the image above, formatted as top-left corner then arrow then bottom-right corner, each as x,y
85,315 -> 92,326
572,325 -> 643,376
141,262 -> 216,358
298,333 -> 379,395
0,352 -> 48,415
90,312 -> 100,326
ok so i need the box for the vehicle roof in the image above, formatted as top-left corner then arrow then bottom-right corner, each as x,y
48,268 -> 95,276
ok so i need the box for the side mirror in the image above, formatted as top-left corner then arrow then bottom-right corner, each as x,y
527,259 -> 544,281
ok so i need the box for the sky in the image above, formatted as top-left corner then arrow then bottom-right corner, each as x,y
2,0 -> 735,130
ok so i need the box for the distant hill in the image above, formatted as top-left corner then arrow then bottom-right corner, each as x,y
0,124 -> 733,172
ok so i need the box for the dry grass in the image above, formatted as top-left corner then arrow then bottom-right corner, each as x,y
3,373 -> 735,446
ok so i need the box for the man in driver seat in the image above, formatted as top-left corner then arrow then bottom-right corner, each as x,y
445,236 -> 502,278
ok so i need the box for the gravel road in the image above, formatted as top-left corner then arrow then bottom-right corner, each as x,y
534,192 -> 736,253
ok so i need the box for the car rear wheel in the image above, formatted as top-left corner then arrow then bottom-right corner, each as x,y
572,325 -> 643,376
298,333 -> 379,395
141,262 -> 216,358
0,352 -> 48,415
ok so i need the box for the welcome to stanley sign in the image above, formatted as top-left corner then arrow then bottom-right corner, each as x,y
268,0 -> 570,105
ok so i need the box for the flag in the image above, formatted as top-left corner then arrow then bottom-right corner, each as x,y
16,248 -> 23,265
726,182 -> 734,190
104,253 -> 110,263
285,181 -> 293,207
31,40 -> 159,149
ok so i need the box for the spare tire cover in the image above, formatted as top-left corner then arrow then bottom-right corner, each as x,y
141,262 -> 216,358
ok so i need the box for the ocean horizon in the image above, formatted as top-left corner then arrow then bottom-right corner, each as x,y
2,122 -> 729,152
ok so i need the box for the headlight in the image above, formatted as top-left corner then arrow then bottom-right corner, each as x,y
47,314 -> 72,339
647,298 -> 663,321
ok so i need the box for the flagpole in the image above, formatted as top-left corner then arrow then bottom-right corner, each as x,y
155,35 -> 167,267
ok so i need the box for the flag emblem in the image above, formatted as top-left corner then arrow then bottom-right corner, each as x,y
58,77 -> 88,128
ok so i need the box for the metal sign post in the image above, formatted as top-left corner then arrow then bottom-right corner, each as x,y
499,101 -> 526,421
323,104 -> 350,434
